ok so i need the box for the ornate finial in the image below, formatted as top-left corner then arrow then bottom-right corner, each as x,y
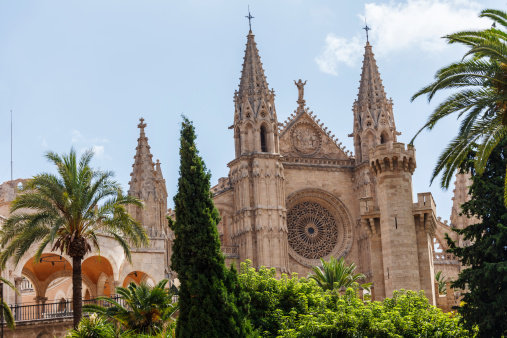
363,19 -> 371,43
294,79 -> 307,111
138,117 -> 147,129
245,6 -> 254,32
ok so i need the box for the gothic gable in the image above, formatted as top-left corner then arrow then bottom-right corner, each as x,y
279,111 -> 349,160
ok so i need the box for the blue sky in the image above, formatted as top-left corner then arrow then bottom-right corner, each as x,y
0,0 -> 504,221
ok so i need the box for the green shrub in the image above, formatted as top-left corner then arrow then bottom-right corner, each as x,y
238,261 -> 471,337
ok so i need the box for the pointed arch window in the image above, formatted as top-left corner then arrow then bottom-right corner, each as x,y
380,131 -> 389,144
260,125 -> 268,152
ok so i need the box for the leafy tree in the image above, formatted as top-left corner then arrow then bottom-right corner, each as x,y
445,137 -> 507,337
238,261 -> 471,337
309,256 -> 366,291
411,9 -> 507,204
169,117 -> 250,337
83,279 -> 178,334
435,270 -> 447,295
0,148 -> 149,328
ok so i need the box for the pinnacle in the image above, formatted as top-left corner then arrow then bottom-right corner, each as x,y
236,32 -> 272,113
128,118 -> 158,196
357,43 -> 387,105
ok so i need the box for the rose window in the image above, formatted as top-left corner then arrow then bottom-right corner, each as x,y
287,201 -> 339,260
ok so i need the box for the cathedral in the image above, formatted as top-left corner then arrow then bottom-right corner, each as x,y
209,29 -> 472,305
0,27 -> 473,326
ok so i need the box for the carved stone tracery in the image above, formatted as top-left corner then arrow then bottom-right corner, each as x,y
286,189 -> 353,267
287,201 -> 338,259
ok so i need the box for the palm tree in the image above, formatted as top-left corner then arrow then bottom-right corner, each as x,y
0,276 -> 17,330
435,271 -> 447,295
0,148 -> 149,328
83,279 -> 178,335
411,9 -> 507,204
309,256 -> 365,291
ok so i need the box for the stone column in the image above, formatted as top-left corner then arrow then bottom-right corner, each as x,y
14,277 -> 23,305
34,296 -> 48,319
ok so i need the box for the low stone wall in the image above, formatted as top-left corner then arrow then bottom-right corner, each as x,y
435,281 -> 462,313
4,318 -> 72,338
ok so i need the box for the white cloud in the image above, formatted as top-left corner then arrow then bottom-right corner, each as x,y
366,0 -> 487,55
92,145 -> 105,158
315,35 -> 363,76
71,130 -> 83,143
316,0 -> 490,75
71,130 -> 110,160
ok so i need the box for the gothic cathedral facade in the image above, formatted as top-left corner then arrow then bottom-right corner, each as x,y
210,30 -> 452,304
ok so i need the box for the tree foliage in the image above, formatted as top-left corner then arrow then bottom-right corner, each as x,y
411,9 -> 507,205
309,256 -> 366,291
168,116 -> 250,337
0,277 -> 16,330
0,148 -> 148,327
83,279 -> 178,335
435,270 -> 447,295
445,137 -> 507,337
238,261 -> 470,337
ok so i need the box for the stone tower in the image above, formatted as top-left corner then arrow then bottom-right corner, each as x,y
352,42 -> 398,165
128,118 -> 168,239
358,42 -> 437,304
450,173 -> 477,246
228,30 -> 289,273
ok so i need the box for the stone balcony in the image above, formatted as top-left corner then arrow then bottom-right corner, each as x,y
221,245 -> 239,258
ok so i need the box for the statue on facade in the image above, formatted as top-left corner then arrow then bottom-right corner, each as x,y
294,79 -> 307,102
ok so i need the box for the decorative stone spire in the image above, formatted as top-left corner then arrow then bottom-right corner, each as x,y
129,118 -> 156,197
450,173 -> 477,234
232,31 -> 279,157
234,32 -> 276,122
128,118 -> 168,238
351,42 -> 398,164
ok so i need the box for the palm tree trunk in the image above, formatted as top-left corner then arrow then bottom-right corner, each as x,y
72,256 -> 83,328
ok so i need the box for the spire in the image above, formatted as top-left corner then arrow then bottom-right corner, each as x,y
234,31 -> 276,122
357,42 -> 388,110
232,31 -> 279,157
128,118 -> 168,238
351,42 -> 398,164
128,117 -> 156,198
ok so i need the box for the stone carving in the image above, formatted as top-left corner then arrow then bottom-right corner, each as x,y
285,188 -> 353,267
294,79 -> 307,102
287,201 -> 338,259
291,122 -> 321,156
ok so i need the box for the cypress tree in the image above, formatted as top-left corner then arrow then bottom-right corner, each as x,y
446,138 -> 507,337
169,117 -> 249,337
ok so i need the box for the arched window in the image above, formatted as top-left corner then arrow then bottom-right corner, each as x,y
260,125 -> 268,152
380,131 -> 389,144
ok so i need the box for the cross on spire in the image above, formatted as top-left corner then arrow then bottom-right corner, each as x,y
138,117 -> 146,129
245,6 -> 254,32
363,21 -> 371,42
